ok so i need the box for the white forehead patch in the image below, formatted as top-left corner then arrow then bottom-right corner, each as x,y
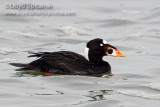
103,40 -> 108,44
84,47 -> 89,61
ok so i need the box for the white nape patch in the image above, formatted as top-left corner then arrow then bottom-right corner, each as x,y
100,43 -> 103,46
103,40 -> 108,44
84,47 -> 89,61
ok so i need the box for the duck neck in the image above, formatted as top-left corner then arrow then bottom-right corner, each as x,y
89,55 -> 111,74
89,55 -> 103,64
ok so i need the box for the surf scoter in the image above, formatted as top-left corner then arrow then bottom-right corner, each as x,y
10,38 -> 126,75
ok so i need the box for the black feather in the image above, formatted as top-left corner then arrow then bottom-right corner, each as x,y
9,63 -> 28,67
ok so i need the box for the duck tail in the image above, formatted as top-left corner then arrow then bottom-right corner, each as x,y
9,63 -> 29,68
10,63 -> 32,71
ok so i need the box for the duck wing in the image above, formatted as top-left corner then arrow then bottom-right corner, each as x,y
29,51 -> 92,75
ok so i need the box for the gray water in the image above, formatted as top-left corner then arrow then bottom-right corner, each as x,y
1,0 -> 160,106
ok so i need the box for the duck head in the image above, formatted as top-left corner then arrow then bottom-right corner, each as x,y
85,38 -> 126,62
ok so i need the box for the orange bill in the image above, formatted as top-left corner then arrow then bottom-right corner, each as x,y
115,49 -> 126,57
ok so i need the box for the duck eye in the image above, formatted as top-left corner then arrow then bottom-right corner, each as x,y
100,43 -> 103,46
